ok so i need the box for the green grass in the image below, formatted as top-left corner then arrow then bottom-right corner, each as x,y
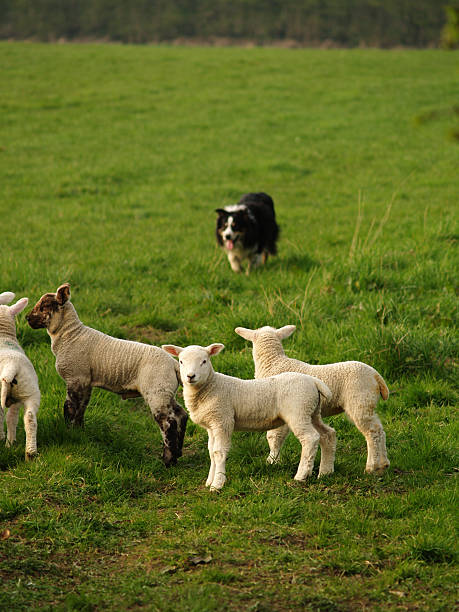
1,43 -> 458,610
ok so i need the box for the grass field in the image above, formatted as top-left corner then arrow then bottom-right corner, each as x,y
1,43 -> 458,611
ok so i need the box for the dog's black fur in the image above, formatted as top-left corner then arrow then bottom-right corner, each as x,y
215,192 -> 279,273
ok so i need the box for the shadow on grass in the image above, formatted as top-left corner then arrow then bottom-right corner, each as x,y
409,535 -> 457,564
0,445 -> 23,471
273,253 -> 319,273
1,407 -> 168,477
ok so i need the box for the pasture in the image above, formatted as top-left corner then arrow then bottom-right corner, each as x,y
1,43 -> 458,610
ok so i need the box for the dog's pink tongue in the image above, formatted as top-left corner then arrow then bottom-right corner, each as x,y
226,240 -> 234,250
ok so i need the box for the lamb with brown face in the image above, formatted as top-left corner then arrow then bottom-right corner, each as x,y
27,284 -> 187,467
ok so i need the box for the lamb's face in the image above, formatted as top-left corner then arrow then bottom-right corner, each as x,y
178,347 -> 213,387
27,284 -> 71,333
162,343 -> 225,388
27,293 -> 60,330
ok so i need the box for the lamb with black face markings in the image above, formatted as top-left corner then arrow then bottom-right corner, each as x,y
26,284 -> 187,467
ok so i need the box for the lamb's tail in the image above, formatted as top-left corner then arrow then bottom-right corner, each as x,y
314,378 -> 333,402
1,364 -> 17,410
375,373 -> 389,400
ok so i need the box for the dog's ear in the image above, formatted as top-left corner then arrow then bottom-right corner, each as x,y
215,208 -> 228,216
56,283 -> 71,305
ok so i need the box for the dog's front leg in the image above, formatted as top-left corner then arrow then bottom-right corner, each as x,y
227,252 -> 242,273
64,384 -> 92,426
249,253 -> 263,273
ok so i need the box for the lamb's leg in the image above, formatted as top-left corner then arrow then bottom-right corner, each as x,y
289,420 -> 320,481
23,395 -> 40,461
205,429 -> 216,487
145,393 -> 187,467
0,404 -> 4,441
174,400 -> 188,459
266,424 -> 290,464
311,413 -> 336,477
64,384 -> 92,427
209,428 -> 231,492
347,408 -> 389,473
5,402 -> 21,447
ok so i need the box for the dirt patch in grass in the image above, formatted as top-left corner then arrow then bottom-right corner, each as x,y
121,325 -> 177,345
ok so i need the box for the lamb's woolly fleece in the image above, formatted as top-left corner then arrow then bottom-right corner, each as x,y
47,300 -> 181,397
235,325 -> 390,473
0,292 -> 40,459
26,284 -> 187,466
162,342 -> 335,491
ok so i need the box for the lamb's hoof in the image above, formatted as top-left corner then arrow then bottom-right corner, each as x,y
209,485 -> 222,493
266,454 -> 280,465
209,476 -> 225,491
162,448 -> 177,468
25,452 -> 37,462
5,439 -> 13,448
318,469 -> 334,478
365,462 -> 390,474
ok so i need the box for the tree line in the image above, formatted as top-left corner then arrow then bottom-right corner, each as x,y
0,0 -> 452,47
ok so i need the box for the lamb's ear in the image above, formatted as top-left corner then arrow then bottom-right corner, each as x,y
234,327 -> 255,341
276,325 -> 296,340
10,297 -> 28,316
206,343 -> 225,356
162,345 -> 184,357
0,292 -> 15,305
56,283 -> 70,305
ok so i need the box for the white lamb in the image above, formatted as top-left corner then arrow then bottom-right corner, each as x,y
0,291 -> 40,460
235,325 -> 390,473
162,342 -> 334,491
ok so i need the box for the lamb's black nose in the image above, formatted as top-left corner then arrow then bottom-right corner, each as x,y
187,374 -> 196,382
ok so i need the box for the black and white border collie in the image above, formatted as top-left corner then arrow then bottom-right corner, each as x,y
215,192 -> 280,273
